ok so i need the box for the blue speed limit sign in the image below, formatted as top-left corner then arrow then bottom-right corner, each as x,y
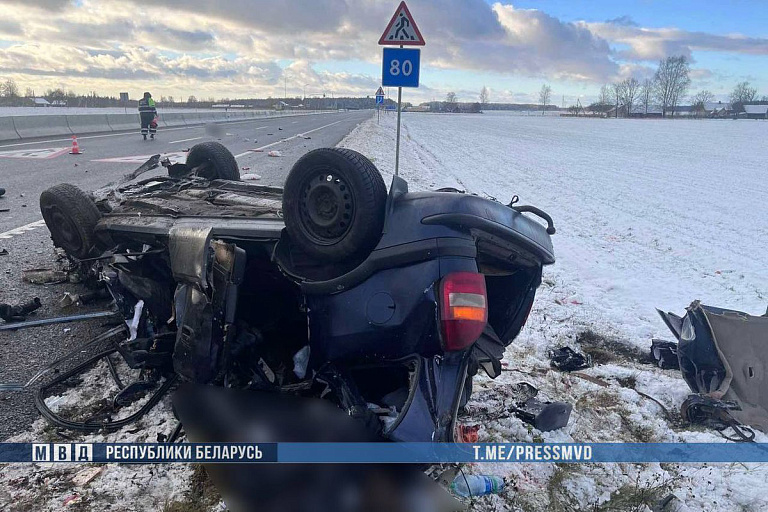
382,48 -> 420,88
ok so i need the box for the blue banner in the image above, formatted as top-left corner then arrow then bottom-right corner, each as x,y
3,443 -> 768,464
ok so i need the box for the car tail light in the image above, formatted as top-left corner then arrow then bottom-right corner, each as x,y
439,272 -> 488,351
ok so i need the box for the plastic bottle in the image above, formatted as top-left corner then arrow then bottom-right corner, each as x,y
450,474 -> 505,497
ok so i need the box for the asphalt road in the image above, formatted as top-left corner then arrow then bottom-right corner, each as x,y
0,110 -> 371,440
0,110 -> 371,233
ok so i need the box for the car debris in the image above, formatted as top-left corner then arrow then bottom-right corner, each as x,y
548,346 -> 592,371
504,382 -> 572,431
457,424 -> 480,443
267,150 -> 282,157
513,398 -> 573,432
659,300 -> 768,435
0,249 -> 8,256
0,310 -> 117,332
59,289 -> 111,308
650,338 -> 679,369
0,297 -> 42,322
24,142 -> 556,446
240,173 -> 262,180
71,466 -> 103,487
653,493 -> 689,512
62,494 -> 82,506
22,268 -> 68,284
0,187 -> 5,197
680,394 -> 754,442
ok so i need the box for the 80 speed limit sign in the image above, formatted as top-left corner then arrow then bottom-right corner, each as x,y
382,48 -> 420,88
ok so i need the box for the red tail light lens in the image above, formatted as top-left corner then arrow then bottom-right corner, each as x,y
439,272 -> 488,351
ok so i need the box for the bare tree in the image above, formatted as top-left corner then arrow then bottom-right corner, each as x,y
479,86 -> 489,106
640,78 -> 654,115
729,81 -> 758,112
1,79 -> 19,98
539,84 -> 552,114
444,92 -> 458,113
167,95 -> 175,105
611,82 -> 623,118
24,87 -> 35,98
598,84 -> 612,106
619,77 -> 640,117
187,95 -> 197,104
762,95 -> 768,102
691,90 -> 714,115
653,56 -> 691,117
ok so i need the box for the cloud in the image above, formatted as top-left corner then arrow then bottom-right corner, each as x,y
605,15 -> 638,27
0,0 -> 765,101
0,19 -> 23,37
127,0 -> 350,34
586,22 -> 768,62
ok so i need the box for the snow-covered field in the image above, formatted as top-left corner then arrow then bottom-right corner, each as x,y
340,111 -> 768,510
2,111 -> 767,511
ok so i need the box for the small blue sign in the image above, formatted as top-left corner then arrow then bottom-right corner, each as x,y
382,48 -> 420,88
376,95 -> 384,105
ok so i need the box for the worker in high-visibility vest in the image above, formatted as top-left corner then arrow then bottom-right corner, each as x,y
138,92 -> 158,140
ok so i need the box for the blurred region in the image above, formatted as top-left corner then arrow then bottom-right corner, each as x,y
173,385 -> 459,512
205,122 -> 226,138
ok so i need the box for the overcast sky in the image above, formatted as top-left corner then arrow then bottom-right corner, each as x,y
0,0 -> 766,104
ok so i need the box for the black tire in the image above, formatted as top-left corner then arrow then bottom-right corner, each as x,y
185,142 -> 240,181
39,184 -> 101,259
283,148 -> 387,262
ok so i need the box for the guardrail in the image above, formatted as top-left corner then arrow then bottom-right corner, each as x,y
0,110 -> 331,142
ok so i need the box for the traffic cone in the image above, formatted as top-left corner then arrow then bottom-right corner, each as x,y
69,136 -> 82,155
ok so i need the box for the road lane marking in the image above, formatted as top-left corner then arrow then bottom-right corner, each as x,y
93,151 -> 189,163
0,219 -> 46,240
168,136 -> 203,144
0,147 -> 70,159
234,120 -> 342,159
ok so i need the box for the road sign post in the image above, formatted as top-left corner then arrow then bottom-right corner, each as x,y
379,1 -> 425,177
375,87 -> 385,123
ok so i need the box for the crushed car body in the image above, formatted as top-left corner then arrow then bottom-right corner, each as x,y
33,142 -> 556,443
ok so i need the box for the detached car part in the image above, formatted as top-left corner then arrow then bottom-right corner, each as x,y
650,338 -> 679,369
659,301 -> 768,432
548,346 -> 591,372
0,297 -> 42,322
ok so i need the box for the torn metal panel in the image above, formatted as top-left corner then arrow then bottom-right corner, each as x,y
168,226 -> 212,289
706,307 -> 768,431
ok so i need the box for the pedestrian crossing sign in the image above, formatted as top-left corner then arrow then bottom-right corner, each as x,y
378,1 -> 425,46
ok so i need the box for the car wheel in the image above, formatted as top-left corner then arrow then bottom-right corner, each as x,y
186,141 -> 240,181
283,148 -> 387,263
39,184 -> 101,259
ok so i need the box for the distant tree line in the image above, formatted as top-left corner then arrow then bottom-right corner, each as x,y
580,55 -> 768,118
0,79 -> 394,110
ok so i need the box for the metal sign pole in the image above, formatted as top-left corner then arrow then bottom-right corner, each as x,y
395,86 -> 402,177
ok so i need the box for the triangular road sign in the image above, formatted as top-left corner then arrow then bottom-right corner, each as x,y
379,1 -> 425,46
375,87 -> 385,96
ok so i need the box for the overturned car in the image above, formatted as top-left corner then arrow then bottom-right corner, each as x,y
38,142 -> 556,443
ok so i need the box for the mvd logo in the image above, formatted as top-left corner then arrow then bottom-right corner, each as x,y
32,444 -> 93,462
